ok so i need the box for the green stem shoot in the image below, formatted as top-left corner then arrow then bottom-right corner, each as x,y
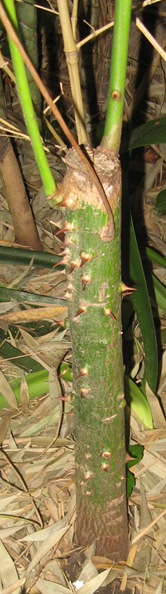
3,0 -> 55,195
102,0 -> 132,152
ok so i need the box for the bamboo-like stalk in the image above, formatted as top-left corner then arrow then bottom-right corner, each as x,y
0,135 -> 43,250
0,246 -> 64,268
71,0 -> 78,42
3,0 -> 55,195
57,0 -> 87,145
76,20 -> 114,50
0,67 -> 42,250
0,4 -> 115,232
101,0 -> 132,152
16,0 -> 42,131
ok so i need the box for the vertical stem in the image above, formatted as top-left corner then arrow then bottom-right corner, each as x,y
71,0 -> 78,41
0,135 -> 43,250
57,0 -> 87,145
2,0 -> 55,195
62,146 -> 128,560
102,0 -> 132,151
16,0 -> 42,131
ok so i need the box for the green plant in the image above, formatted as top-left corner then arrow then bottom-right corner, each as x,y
0,0 -> 164,567
3,0 -> 55,195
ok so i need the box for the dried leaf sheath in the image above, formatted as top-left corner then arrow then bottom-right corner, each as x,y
57,146 -> 128,560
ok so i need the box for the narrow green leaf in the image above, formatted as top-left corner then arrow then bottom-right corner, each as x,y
126,469 -> 135,498
0,328 -> 43,372
151,274 -> 166,313
124,375 -> 153,429
59,361 -> 72,382
126,444 -> 143,498
0,287 -> 67,306
146,247 -> 166,311
121,117 -> 166,153
146,246 -> 166,269
124,217 -> 158,394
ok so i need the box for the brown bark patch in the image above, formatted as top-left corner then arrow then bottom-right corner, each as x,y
59,146 -> 121,215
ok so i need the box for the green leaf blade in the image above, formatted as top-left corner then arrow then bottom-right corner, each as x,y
121,117 -> 166,152
129,218 -> 158,394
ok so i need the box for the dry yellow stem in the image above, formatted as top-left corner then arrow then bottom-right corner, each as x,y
0,305 -> 68,323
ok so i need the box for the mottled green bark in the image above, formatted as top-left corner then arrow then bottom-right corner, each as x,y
58,147 -> 128,560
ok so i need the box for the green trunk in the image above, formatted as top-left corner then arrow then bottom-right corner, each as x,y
59,146 -> 128,560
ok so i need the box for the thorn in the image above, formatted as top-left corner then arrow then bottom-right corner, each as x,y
121,282 -> 137,297
69,260 -> 79,274
64,291 -> 71,300
54,319 -> 65,327
60,246 -> 71,254
104,307 -> 117,321
57,196 -> 74,208
76,367 -> 88,379
55,221 -> 73,235
80,388 -> 89,398
125,453 -> 136,463
67,282 -> 74,292
53,259 -> 65,269
58,394 -> 71,403
81,274 -> 91,291
80,251 -> 91,267
61,256 -> 70,266
59,236 -> 73,248
73,305 -> 87,320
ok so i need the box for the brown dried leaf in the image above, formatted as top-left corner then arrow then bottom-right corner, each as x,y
146,382 -> 166,429
0,412 -> 11,445
0,540 -> 20,594
0,371 -> 17,409
20,373 -> 29,416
